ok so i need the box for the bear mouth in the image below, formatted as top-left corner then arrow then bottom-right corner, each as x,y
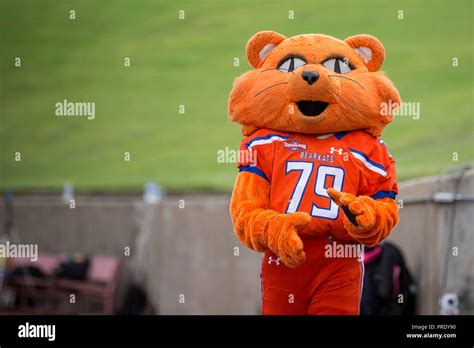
296,101 -> 328,117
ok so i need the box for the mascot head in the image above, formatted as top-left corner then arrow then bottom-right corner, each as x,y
228,31 -> 401,137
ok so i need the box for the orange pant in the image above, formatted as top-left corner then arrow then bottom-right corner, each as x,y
261,237 -> 363,315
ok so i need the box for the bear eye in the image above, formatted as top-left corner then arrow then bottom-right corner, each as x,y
323,58 -> 352,74
278,57 -> 306,73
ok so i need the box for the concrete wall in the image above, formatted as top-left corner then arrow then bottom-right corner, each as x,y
131,197 -> 261,314
0,169 -> 473,314
0,195 -> 261,314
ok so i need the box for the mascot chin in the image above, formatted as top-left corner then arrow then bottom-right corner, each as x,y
228,31 -> 401,315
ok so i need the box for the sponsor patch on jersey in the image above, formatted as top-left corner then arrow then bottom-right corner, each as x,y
283,140 -> 307,151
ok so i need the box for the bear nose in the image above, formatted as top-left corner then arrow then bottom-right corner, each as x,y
301,71 -> 319,85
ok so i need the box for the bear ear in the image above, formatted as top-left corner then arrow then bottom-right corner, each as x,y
344,34 -> 385,72
246,31 -> 286,68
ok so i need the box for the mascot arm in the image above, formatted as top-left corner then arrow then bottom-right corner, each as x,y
327,188 -> 399,246
230,171 -> 311,268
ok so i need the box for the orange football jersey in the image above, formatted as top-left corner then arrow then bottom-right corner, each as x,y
237,128 -> 398,241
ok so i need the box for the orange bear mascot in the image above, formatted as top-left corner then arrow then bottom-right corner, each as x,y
228,31 -> 401,315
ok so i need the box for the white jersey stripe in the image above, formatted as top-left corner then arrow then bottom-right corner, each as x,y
350,151 -> 387,177
247,135 -> 289,151
316,133 -> 334,139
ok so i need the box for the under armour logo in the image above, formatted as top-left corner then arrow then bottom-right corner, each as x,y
330,147 -> 343,155
268,256 -> 281,265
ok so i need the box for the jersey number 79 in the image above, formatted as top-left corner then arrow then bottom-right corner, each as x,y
285,161 -> 345,220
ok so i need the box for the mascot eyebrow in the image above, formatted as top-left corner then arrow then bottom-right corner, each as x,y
277,53 -> 307,68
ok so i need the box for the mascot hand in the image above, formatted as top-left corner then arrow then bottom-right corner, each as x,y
327,188 -> 382,245
264,212 -> 311,268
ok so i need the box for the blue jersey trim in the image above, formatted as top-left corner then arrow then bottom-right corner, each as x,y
239,165 -> 270,182
335,131 -> 348,140
371,191 -> 397,200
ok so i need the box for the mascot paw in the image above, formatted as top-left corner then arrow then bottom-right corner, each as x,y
327,188 -> 378,238
272,212 -> 310,268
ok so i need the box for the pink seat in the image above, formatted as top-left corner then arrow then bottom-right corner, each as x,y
88,257 -> 120,284
5,253 -> 120,314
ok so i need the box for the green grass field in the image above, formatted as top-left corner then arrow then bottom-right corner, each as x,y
1,0 -> 472,192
